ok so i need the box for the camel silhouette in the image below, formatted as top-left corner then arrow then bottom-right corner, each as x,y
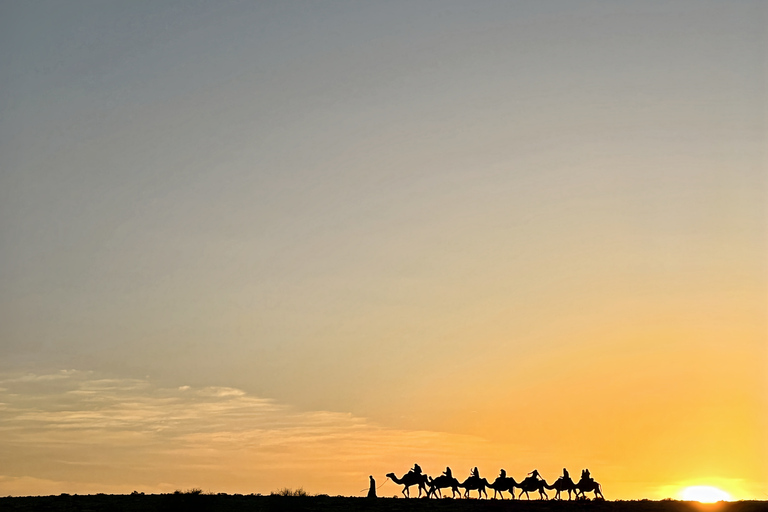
427,475 -> 461,498
386,471 -> 428,498
459,475 -> 490,499
516,475 -> 550,500
549,476 -> 577,500
487,475 -> 518,499
575,477 -> 604,500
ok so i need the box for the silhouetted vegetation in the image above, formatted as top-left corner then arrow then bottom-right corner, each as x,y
175,488 -> 204,495
271,487 -> 310,497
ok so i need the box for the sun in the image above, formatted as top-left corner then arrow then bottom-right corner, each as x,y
680,486 -> 732,503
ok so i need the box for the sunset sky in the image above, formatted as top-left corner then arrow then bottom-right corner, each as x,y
1,0 -> 766,500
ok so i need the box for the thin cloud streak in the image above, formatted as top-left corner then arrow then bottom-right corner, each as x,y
0,370 -> 499,496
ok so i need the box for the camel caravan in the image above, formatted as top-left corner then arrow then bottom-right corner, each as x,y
385,464 -> 604,500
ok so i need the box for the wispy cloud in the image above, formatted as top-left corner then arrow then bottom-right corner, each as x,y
0,371 -> 497,496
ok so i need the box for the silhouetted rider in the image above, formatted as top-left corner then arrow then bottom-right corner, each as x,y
499,469 -> 507,479
528,469 -> 541,481
561,468 -> 570,481
443,467 -> 453,479
411,463 -> 422,475
581,469 -> 592,483
470,467 -> 479,478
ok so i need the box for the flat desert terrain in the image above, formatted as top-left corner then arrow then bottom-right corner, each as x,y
0,495 -> 765,512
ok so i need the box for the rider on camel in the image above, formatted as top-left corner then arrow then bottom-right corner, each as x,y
528,469 -> 542,481
443,467 -> 453,479
499,469 -> 507,479
581,468 -> 593,484
560,468 -> 570,482
470,467 -> 479,479
411,463 -> 422,476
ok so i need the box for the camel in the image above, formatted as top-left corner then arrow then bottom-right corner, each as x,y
459,475 -> 490,499
487,476 -> 518,499
516,476 -> 550,500
427,475 -> 461,498
575,477 -> 604,500
386,472 -> 428,498
549,477 -> 577,500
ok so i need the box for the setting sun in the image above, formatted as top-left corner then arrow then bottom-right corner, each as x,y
681,486 -> 733,503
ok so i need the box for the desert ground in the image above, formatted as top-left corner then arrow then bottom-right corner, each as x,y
0,494 -> 765,512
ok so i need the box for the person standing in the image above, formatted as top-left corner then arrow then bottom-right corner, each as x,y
367,475 -> 377,498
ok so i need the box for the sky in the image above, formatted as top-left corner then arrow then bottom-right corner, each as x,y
0,0 -> 766,500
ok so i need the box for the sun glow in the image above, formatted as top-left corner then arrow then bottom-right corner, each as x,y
681,486 -> 733,503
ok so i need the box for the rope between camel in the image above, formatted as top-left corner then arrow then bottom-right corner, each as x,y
358,476 -> 390,494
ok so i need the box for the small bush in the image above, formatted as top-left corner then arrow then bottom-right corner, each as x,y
271,487 -> 309,497
174,488 -> 203,495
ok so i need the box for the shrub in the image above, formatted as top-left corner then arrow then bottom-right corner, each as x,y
271,487 -> 309,497
174,488 -> 203,495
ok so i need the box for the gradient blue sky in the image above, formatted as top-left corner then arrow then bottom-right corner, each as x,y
1,0 -> 766,499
